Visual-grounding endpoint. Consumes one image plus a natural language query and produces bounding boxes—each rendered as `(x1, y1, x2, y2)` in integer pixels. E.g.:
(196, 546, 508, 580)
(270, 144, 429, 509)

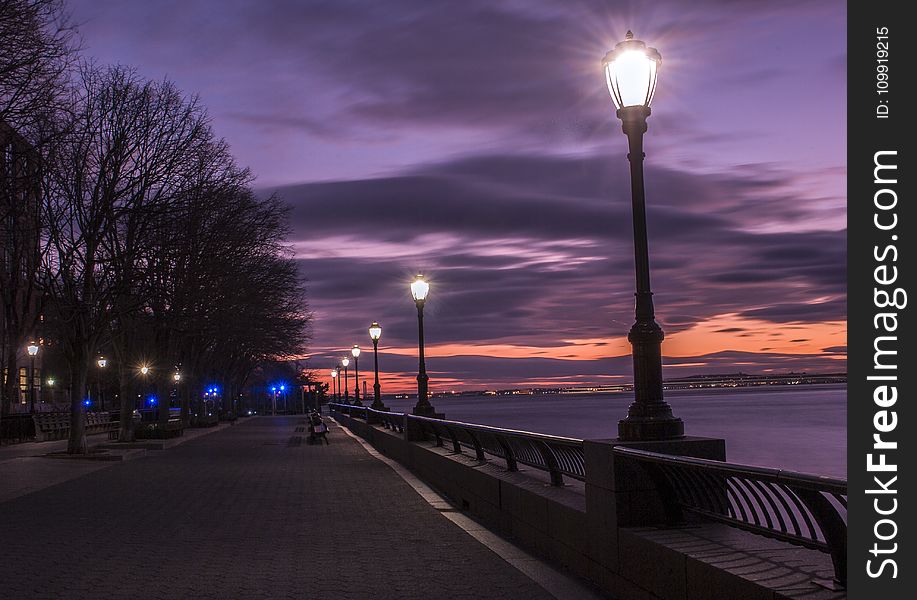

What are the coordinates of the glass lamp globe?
(341, 358, 350, 368)
(351, 345, 361, 358)
(331, 370, 338, 378)
(411, 274, 430, 302)
(27, 342, 39, 356)
(98, 357, 107, 368)
(369, 322, 382, 341)
(602, 31, 661, 111)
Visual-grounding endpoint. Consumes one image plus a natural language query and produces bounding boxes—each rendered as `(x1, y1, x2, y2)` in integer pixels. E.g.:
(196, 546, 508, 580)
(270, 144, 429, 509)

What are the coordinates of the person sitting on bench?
(308, 412, 329, 445)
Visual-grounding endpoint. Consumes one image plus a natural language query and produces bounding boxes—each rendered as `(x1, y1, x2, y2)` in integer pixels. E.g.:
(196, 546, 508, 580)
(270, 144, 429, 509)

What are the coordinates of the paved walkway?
(0, 417, 558, 599)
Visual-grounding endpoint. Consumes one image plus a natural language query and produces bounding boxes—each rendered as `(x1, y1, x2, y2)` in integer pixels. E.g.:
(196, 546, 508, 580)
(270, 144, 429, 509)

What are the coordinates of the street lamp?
(603, 31, 683, 441)
(97, 357, 107, 412)
(331, 369, 339, 402)
(27, 341, 39, 414)
(341, 357, 350, 403)
(410, 274, 435, 416)
(368, 322, 387, 410)
(173, 372, 181, 383)
(139, 365, 151, 411)
(351, 345, 362, 406)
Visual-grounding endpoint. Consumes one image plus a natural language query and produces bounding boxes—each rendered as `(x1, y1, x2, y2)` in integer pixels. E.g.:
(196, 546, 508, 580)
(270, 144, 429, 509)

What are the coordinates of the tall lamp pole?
(410, 274, 435, 416)
(351, 345, 362, 406)
(27, 341, 39, 414)
(97, 357, 108, 412)
(368, 322, 387, 410)
(331, 369, 339, 403)
(341, 358, 350, 403)
(603, 31, 683, 441)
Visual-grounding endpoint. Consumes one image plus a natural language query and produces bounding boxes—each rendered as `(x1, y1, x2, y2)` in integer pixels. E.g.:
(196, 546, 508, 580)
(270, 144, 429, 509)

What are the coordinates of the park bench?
(32, 412, 118, 442)
(136, 409, 185, 439)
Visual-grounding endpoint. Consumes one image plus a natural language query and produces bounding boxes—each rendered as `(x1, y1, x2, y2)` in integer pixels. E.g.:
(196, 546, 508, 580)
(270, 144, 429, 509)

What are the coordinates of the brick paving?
(0, 416, 556, 599)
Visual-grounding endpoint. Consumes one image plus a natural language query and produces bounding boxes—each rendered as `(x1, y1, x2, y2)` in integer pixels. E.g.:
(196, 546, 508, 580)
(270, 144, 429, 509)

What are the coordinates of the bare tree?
(43, 64, 211, 453)
(1, 0, 74, 417)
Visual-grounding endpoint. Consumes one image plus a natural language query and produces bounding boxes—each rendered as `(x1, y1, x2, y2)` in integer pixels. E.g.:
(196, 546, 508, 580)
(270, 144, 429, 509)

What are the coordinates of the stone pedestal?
(584, 436, 726, 573)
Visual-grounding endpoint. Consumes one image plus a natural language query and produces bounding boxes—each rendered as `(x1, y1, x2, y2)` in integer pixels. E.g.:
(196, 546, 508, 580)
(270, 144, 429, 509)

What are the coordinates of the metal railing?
(614, 446, 847, 585)
(331, 403, 585, 486)
(407, 415, 585, 486)
(329, 402, 847, 585)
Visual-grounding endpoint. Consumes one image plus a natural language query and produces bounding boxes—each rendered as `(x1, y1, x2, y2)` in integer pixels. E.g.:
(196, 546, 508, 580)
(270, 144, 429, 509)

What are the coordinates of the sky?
(69, 0, 846, 392)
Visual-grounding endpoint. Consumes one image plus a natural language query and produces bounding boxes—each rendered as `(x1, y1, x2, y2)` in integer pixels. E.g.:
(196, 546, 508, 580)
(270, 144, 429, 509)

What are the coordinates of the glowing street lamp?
(603, 32, 682, 441)
(27, 341, 39, 414)
(96, 356, 108, 411)
(173, 372, 182, 383)
(137, 365, 151, 411)
(410, 274, 435, 416)
(368, 322, 387, 410)
(351, 345, 362, 406)
(341, 357, 350, 403)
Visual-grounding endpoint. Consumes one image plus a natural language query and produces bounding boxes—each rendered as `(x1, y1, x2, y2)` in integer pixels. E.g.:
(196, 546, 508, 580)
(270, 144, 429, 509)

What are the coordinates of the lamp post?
(97, 357, 107, 412)
(27, 341, 39, 414)
(368, 322, 387, 410)
(351, 345, 361, 406)
(331, 369, 339, 402)
(139, 365, 151, 412)
(603, 31, 683, 441)
(410, 274, 435, 416)
(341, 358, 350, 404)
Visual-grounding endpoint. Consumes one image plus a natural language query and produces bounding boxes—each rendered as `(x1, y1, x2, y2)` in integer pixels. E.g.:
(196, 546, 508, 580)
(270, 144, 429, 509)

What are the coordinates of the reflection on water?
(384, 384, 846, 478)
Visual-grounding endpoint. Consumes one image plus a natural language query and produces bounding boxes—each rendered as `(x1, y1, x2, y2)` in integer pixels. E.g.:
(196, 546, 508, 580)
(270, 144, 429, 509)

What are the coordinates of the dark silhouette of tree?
(1, 0, 75, 418)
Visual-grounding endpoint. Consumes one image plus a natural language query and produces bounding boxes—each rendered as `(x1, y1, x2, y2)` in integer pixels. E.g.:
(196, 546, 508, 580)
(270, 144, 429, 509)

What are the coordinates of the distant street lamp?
(341, 357, 350, 403)
(603, 31, 683, 441)
(97, 357, 107, 411)
(331, 369, 339, 402)
(410, 274, 435, 416)
(351, 345, 362, 406)
(139, 365, 151, 411)
(368, 322, 387, 410)
(27, 341, 39, 414)
(173, 372, 181, 383)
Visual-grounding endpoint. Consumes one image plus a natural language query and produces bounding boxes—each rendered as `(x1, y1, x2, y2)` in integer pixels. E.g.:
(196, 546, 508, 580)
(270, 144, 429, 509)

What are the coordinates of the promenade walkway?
(0, 417, 575, 599)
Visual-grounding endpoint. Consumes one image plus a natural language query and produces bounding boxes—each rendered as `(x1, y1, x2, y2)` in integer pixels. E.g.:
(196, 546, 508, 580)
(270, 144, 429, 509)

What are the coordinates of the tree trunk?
(180, 380, 190, 427)
(117, 365, 135, 442)
(67, 346, 88, 454)
(157, 372, 169, 431)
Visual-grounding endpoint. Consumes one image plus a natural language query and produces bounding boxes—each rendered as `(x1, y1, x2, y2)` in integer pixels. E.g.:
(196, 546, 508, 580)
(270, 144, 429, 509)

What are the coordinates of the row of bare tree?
(2, 0, 311, 452)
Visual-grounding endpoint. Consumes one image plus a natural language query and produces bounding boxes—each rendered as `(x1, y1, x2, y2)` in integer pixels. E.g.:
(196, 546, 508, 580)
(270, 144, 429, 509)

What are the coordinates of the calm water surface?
(383, 384, 846, 478)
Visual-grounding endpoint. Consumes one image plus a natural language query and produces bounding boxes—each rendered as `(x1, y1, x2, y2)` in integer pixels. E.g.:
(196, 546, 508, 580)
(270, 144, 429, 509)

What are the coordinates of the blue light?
(279, 385, 286, 392)
(270, 386, 276, 392)
(147, 396, 157, 406)
(83, 399, 91, 407)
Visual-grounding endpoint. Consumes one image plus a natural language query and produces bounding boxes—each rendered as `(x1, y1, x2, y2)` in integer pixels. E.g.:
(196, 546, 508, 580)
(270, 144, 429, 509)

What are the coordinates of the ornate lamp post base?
(618, 416, 684, 441)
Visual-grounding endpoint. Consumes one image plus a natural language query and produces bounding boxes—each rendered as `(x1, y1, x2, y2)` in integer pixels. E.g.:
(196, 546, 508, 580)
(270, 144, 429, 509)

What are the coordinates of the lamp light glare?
(410, 274, 430, 302)
(368, 322, 382, 341)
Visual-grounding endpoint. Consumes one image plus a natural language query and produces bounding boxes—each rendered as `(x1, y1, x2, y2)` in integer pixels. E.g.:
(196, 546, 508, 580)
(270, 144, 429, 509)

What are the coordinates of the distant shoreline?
(389, 373, 847, 399)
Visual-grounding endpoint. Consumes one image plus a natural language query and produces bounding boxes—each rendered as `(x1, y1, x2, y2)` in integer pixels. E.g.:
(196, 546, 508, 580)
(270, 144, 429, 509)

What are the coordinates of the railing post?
(465, 430, 486, 461)
(793, 488, 848, 586)
(496, 436, 518, 472)
(535, 441, 564, 486)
